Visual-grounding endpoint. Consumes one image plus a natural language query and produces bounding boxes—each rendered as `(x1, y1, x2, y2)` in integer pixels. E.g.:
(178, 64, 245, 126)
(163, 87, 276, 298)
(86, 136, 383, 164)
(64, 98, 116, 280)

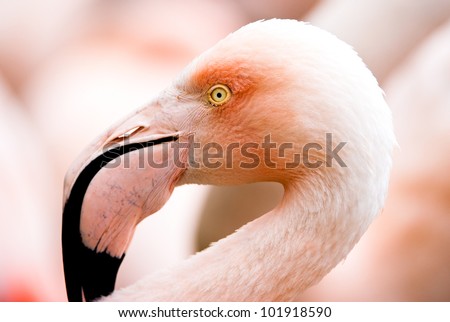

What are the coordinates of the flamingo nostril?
(116, 125, 145, 140)
(104, 126, 145, 148)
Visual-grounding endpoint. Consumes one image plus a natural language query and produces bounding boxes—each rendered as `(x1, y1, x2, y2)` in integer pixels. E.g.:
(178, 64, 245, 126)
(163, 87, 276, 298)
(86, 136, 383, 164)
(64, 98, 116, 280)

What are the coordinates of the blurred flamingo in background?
(0, 77, 60, 301)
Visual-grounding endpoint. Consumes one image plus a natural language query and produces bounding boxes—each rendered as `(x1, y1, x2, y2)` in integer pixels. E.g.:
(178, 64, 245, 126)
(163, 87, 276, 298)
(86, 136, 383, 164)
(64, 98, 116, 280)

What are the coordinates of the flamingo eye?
(207, 84, 231, 106)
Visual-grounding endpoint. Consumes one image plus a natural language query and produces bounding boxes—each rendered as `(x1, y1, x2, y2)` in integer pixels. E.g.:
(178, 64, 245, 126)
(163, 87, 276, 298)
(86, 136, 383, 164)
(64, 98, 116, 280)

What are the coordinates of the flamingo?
(62, 19, 395, 301)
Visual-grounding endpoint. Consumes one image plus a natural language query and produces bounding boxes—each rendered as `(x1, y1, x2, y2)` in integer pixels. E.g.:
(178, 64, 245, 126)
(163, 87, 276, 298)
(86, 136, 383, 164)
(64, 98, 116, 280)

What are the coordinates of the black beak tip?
(62, 218, 124, 302)
(79, 246, 124, 302)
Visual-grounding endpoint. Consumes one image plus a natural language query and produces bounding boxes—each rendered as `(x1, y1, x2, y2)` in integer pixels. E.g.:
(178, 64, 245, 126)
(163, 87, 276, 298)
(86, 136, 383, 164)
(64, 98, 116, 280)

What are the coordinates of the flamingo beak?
(62, 105, 185, 301)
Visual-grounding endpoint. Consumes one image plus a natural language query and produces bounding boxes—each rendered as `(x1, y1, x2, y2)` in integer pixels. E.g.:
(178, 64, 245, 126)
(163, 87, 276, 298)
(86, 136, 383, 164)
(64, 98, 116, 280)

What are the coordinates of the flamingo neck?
(106, 171, 373, 301)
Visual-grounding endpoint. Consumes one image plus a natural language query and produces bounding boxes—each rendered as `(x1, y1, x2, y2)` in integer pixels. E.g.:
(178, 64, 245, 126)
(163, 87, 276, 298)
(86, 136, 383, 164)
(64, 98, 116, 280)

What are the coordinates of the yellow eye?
(207, 84, 231, 106)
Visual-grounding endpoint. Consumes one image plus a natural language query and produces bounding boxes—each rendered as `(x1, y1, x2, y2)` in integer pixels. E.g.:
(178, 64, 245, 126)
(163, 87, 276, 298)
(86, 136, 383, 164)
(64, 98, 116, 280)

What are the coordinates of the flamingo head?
(62, 19, 394, 301)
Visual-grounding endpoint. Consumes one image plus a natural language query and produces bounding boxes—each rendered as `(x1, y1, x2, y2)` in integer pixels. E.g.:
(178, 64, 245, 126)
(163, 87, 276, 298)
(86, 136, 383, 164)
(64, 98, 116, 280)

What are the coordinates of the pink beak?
(62, 104, 184, 301)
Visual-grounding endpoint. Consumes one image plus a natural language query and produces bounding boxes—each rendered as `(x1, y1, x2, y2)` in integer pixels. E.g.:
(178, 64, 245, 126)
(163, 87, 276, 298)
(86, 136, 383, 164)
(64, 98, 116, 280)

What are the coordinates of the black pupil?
(216, 92, 222, 99)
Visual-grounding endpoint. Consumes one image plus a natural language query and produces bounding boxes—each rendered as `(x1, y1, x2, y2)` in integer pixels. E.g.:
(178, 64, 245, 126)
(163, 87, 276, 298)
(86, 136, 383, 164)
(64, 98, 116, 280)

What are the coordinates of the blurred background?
(0, 0, 449, 301)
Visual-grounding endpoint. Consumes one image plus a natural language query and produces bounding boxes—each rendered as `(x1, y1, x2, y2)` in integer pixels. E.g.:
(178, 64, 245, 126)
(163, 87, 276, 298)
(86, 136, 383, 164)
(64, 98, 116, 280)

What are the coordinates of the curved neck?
(106, 173, 371, 301)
